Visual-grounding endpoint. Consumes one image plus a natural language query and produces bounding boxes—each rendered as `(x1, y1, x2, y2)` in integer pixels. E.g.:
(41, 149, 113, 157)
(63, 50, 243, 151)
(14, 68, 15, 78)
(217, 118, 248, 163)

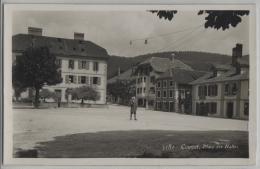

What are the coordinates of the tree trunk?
(34, 88, 40, 108)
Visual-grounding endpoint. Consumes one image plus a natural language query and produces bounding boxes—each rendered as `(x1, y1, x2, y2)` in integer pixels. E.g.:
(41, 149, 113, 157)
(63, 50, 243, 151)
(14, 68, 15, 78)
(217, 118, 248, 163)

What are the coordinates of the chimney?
(74, 32, 84, 40)
(232, 43, 243, 66)
(28, 27, 42, 36)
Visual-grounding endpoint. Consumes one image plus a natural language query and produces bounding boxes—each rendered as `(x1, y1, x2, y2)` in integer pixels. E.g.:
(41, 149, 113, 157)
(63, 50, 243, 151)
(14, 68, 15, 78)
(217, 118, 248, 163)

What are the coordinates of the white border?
(2, 3, 258, 166)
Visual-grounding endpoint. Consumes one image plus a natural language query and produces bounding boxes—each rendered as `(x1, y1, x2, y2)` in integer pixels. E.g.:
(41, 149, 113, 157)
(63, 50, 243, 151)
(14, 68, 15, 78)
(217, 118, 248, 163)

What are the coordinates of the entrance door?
(169, 102, 175, 112)
(226, 102, 234, 118)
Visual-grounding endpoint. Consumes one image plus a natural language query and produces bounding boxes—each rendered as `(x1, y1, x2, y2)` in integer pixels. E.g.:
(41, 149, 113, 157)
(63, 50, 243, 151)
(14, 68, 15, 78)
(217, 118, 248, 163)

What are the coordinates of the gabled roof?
(12, 34, 109, 59)
(211, 64, 233, 71)
(138, 57, 193, 73)
(107, 69, 133, 84)
(190, 68, 249, 85)
(139, 57, 171, 72)
(158, 68, 206, 84)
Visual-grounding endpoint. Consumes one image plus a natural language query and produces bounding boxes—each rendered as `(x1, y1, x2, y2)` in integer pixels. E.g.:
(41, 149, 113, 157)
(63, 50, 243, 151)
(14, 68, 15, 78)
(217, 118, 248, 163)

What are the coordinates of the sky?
(13, 11, 249, 57)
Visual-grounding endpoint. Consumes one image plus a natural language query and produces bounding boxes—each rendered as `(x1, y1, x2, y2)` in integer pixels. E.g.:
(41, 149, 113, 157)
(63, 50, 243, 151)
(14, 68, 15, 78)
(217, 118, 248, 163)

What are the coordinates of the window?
(150, 87, 155, 94)
(169, 80, 174, 87)
(78, 76, 86, 84)
(232, 83, 238, 95)
(150, 76, 155, 83)
(143, 87, 146, 93)
(163, 90, 167, 98)
(143, 77, 146, 82)
(225, 83, 238, 96)
(169, 90, 174, 98)
(157, 91, 161, 98)
(93, 62, 99, 71)
(157, 81, 161, 88)
(244, 102, 249, 116)
(204, 86, 207, 96)
(78, 60, 90, 70)
(224, 84, 229, 95)
(68, 60, 74, 69)
(163, 80, 167, 88)
(56, 59, 62, 68)
(92, 77, 101, 85)
(208, 85, 218, 96)
(65, 75, 77, 84)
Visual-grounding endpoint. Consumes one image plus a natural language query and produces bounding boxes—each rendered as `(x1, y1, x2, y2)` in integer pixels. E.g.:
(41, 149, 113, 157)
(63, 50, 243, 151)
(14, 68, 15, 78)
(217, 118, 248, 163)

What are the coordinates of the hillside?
(107, 51, 233, 79)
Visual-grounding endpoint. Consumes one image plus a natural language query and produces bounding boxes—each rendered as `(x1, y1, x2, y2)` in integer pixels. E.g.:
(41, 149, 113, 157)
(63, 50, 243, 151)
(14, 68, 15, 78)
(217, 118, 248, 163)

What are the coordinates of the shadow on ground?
(14, 130, 248, 158)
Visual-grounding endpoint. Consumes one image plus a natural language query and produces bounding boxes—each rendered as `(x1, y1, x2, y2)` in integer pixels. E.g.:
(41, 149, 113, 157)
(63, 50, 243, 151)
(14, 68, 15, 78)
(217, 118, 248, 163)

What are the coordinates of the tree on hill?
(66, 86, 100, 105)
(150, 10, 249, 30)
(12, 47, 62, 108)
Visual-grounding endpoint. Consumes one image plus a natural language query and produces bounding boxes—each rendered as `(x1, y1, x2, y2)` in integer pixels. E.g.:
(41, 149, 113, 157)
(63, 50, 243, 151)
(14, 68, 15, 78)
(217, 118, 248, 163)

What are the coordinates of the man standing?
(130, 96, 137, 120)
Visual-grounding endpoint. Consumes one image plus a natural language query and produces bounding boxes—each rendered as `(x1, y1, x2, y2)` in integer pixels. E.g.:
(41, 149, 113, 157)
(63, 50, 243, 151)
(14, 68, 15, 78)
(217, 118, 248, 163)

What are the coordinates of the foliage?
(66, 86, 100, 104)
(40, 89, 57, 101)
(150, 10, 177, 20)
(107, 79, 136, 105)
(150, 10, 249, 30)
(12, 46, 62, 108)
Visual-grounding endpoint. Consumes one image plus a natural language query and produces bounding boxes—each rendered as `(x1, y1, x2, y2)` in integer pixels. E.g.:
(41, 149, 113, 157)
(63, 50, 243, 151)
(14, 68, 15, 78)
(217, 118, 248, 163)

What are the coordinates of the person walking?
(130, 96, 137, 120)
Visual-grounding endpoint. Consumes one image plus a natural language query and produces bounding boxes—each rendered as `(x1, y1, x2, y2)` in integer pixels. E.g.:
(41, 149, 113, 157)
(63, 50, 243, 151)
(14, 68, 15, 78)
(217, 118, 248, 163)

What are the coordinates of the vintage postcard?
(2, 3, 257, 166)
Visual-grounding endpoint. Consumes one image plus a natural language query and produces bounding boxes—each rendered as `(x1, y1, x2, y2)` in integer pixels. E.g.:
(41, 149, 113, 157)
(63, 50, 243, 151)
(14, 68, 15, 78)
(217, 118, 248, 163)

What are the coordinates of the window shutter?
(90, 77, 93, 85)
(78, 61, 82, 69)
(73, 76, 77, 84)
(65, 75, 69, 84)
(98, 77, 101, 85)
(86, 76, 89, 85)
(86, 61, 89, 70)
(78, 76, 81, 84)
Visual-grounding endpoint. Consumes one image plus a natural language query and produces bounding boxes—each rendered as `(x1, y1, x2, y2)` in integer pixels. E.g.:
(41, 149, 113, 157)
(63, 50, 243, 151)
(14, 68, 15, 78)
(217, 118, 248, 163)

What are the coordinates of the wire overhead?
(129, 24, 203, 45)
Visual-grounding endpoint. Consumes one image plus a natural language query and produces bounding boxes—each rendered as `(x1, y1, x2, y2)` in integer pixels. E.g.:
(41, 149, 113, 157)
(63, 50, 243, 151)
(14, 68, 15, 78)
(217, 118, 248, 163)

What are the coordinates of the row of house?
(12, 27, 249, 119)
(108, 44, 249, 120)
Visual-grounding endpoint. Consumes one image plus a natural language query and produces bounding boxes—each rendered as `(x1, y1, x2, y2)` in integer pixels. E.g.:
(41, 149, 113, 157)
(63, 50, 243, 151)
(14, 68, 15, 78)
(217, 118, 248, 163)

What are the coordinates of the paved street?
(13, 105, 248, 150)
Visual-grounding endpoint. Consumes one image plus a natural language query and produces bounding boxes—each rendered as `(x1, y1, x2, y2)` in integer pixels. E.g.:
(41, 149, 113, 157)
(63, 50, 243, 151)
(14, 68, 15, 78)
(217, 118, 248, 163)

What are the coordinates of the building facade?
(133, 56, 194, 109)
(12, 27, 109, 104)
(190, 44, 249, 119)
(155, 68, 205, 113)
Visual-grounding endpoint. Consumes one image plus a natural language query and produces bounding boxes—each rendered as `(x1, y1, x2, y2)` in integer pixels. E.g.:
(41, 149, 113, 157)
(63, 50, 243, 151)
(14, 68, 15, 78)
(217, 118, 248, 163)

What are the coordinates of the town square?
(8, 7, 252, 160)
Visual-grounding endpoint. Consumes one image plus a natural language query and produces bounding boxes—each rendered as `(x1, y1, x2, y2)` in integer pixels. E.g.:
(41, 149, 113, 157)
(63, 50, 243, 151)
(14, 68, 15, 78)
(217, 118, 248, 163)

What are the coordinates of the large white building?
(12, 27, 109, 104)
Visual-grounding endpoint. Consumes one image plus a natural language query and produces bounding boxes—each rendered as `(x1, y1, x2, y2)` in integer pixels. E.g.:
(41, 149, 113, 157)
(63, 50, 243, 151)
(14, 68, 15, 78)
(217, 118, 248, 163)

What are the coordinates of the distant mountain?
(107, 51, 234, 79)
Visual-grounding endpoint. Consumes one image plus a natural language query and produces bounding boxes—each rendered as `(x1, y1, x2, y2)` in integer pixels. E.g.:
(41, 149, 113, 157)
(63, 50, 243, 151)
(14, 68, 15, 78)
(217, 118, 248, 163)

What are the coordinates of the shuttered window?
(68, 60, 74, 69)
(78, 61, 82, 69)
(65, 75, 69, 84)
(86, 76, 89, 85)
(78, 76, 81, 83)
(93, 62, 99, 71)
(73, 76, 77, 84)
(92, 77, 101, 85)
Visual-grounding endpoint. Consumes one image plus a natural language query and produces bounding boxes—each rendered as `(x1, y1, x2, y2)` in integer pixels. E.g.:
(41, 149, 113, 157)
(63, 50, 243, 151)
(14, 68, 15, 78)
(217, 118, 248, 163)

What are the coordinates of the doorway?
(226, 102, 234, 118)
